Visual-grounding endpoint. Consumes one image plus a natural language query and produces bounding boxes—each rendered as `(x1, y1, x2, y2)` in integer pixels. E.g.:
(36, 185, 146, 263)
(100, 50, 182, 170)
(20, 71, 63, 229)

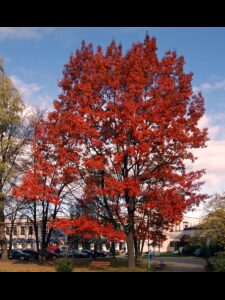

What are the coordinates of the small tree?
(191, 194, 225, 252)
(0, 60, 32, 260)
(13, 119, 81, 260)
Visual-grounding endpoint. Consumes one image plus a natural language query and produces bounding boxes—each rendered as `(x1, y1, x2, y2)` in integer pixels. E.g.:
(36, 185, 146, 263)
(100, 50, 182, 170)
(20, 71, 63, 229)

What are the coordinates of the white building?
(3, 215, 201, 254)
(144, 216, 202, 254)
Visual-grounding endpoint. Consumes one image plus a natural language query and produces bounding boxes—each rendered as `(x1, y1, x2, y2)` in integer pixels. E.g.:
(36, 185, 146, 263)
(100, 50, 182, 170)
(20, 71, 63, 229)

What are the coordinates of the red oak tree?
(18, 35, 208, 268)
(51, 35, 208, 268)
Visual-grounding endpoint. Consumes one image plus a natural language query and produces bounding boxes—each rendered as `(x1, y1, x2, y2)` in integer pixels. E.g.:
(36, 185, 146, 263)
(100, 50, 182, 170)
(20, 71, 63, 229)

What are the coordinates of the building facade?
(144, 216, 202, 254)
(4, 216, 67, 250)
(4, 215, 201, 254)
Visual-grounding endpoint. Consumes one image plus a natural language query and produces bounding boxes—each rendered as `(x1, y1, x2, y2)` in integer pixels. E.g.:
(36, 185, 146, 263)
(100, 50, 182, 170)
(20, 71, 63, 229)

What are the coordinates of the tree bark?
(134, 237, 141, 262)
(0, 193, 8, 260)
(8, 219, 15, 253)
(127, 231, 135, 269)
(127, 205, 135, 269)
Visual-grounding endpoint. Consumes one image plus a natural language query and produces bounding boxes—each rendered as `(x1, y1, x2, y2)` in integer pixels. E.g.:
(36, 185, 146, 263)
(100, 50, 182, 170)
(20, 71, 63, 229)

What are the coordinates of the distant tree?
(199, 194, 225, 250)
(0, 60, 33, 260)
(4, 196, 28, 253)
(13, 119, 81, 260)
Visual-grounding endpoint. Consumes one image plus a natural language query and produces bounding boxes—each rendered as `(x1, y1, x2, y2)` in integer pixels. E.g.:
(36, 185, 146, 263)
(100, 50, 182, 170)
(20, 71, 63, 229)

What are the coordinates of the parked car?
(48, 247, 65, 258)
(81, 249, 95, 258)
(67, 249, 89, 258)
(44, 249, 61, 259)
(193, 248, 212, 257)
(54, 248, 65, 258)
(95, 250, 109, 257)
(9, 250, 33, 261)
(22, 249, 39, 260)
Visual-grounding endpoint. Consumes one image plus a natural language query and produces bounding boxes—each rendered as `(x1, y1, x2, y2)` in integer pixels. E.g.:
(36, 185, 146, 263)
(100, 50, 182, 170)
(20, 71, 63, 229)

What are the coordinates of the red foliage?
(15, 35, 208, 250)
(49, 35, 208, 245)
(13, 119, 78, 205)
(51, 216, 125, 242)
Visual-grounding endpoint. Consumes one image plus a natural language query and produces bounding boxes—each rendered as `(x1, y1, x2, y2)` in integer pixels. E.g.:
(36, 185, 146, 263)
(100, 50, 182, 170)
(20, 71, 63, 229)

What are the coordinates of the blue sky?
(1, 28, 225, 113)
(1, 27, 225, 210)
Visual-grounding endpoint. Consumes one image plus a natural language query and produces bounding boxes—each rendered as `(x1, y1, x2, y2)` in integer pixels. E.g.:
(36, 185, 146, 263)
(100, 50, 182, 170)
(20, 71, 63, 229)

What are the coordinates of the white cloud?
(198, 113, 225, 140)
(10, 75, 43, 99)
(189, 114, 225, 194)
(0, 28, 55, 41)
(10, 75, 53, 111)
(193, 79, 225, 93)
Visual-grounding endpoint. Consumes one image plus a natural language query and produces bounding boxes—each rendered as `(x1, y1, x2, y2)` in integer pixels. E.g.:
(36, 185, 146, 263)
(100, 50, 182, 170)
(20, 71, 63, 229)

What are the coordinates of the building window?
(170, 241, 180, 250)
(29, 226, 33, 235)
(170, 241, 175, 247)
(183, 222, 189, 229)
(21, 227, 25, 236)
(6, 227, 10, 235)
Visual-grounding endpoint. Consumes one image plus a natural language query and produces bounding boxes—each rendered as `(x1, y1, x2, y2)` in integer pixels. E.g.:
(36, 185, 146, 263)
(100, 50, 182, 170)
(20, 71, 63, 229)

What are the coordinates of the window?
(170, 241, 180, 250)
(170, 241, 175, 247)
(6, 227, 10, 235)
(21, 227, 25, 236)
(29, 226, 33, 235)
(183, 222, 189, 229)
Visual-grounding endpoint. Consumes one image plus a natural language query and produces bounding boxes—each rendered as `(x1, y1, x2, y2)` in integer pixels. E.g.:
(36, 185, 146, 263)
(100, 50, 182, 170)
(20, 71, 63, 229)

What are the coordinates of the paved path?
(152, 256, 207, 272)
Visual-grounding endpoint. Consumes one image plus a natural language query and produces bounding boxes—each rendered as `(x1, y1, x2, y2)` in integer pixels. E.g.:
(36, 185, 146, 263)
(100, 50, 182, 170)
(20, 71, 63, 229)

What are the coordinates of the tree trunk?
(127, 205, 135, 269)
(110, 241, 116, 259)
(127, 231, 135, 269)
(41, 228, 47, 263)
(140, 239, 145, 257)
(34, 225, 40, 259)
(0, 192, 7, 260)
(134, 237, 141, 262)
(8, 220, 15, 253)
(126, 195, 136, 269)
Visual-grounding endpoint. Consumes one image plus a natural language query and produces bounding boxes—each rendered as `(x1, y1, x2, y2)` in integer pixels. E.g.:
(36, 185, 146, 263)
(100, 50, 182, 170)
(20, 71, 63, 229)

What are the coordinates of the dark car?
(95, 250, 109, 258)
(44, 249, 61, 259)
(9, 250, 33, 261)
(51, 248, 65, 258)
(193, 248, 212, 257)
(22, 249, 39, 260)
(81, 249, 95, 258)
(67, 249, 89, 258)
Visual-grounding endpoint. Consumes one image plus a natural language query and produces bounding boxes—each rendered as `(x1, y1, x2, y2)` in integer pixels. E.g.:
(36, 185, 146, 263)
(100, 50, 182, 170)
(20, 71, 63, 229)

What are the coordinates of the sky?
(1, 27, 225, 216)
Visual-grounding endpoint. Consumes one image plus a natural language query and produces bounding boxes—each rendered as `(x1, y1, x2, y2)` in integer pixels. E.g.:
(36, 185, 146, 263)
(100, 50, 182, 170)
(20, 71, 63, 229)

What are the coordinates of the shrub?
(213, 259, 225, 272)
(214, 251, 225, 257)
(209, 257, 225, 272)
(56, 259, 74, 272)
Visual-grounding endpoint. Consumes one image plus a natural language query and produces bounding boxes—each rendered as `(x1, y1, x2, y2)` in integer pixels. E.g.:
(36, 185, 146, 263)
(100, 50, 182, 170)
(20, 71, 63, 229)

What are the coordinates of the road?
(152, 256, 207, 272)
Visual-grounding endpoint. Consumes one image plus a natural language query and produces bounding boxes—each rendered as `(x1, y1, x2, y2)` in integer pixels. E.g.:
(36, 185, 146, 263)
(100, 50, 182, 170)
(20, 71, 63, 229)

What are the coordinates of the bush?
(56, 259, 74, 272)
(213, 259, 225, 272)
(214, 251, 225, 257)
(209, 257, 225, 272)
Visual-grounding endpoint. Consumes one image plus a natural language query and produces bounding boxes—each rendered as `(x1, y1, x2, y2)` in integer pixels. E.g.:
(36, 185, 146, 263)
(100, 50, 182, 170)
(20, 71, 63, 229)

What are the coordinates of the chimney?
(0, 56, 4, 78)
